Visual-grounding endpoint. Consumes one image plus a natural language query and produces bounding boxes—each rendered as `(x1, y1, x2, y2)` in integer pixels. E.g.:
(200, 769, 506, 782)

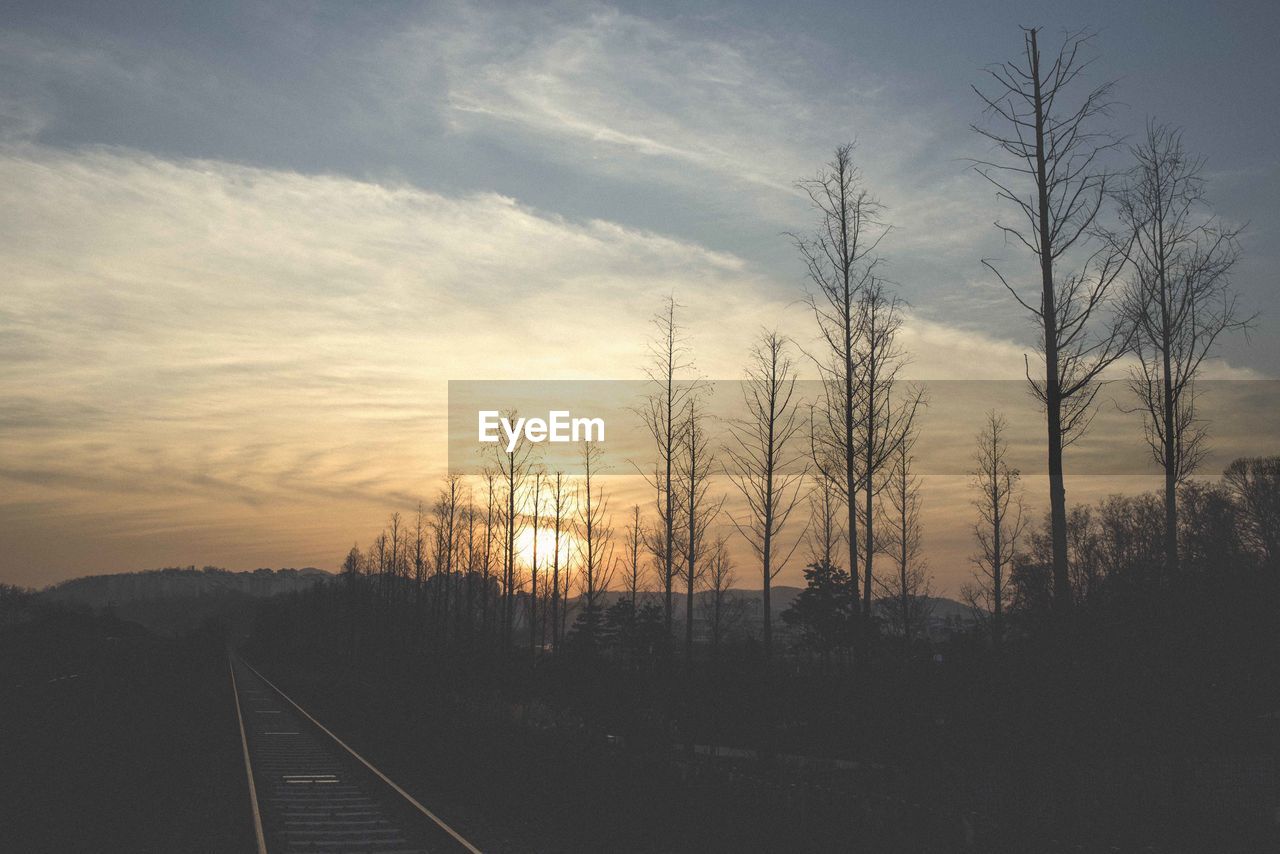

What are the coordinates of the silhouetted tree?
(1094, 492, 1164, 592)
(460, 490, 478, 644)
(679, 389, 723, 659)
(622, 504, 646, 609)
(603, 597, 638, 661)
(874, 434, 931, 646)
(492, 413, 535, 651)
(699, 536, 744, 655)
(412, 502, 428, 646)
(724, 330, 807, 659)
(1114, 122, 1249, 576)
(1066, 504, 1104, 605)
(781, 561, 854, 669)
(549, 471, 569, 652)
(528, 469, 544, 658)
(854, 281, 925, 619)
(964, 411, 1027, 646)
(639, 296, 692, 641)
(1179, 478, 1248, 577)
(795, 142, 887, 616)
(1222, 457, 1280, 572)
(575, 442, 616, 649)
(481, 469, 498, 642)
(431, 476, 461, 645)
(804, 404, 845, 570)
(973, 28, 1130, 613)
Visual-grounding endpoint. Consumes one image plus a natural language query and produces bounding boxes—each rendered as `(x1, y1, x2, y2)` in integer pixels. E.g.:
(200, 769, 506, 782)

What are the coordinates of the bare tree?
(623, 504, 646, 609)
(480, 469, 498, 643)
(430, 476, 461, 644)
(1223, 457, 1280, 572)
(964, 411, 1027, 647)
(549, 471, 569, 651)
(874, 437, 931, 647)
(1113, 122, 1249, 575)
(680, 390, 724, 659)
(460, 489, 478, 645)
(805, 404, 845, 570)
(492, 415, 535, 651)
(698, 536, 743, 655)
(795, 142, 886, 616)
(576, 442, 617, 640)
(854, 281, 926, 618)
(340, 543, 363, 660)
(385, 512, 403, 616)
(972, 27, 1131, 611)
(724, 330, 807, 658)
(527, 469, 544, 658)
(559, 545, 578, 643)
(412, 501, 428, 645)
(639, 296, 693, 640)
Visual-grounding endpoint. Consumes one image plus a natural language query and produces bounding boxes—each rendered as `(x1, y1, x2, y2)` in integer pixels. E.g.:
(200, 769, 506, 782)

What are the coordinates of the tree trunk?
(1029, 28, 1071, 612)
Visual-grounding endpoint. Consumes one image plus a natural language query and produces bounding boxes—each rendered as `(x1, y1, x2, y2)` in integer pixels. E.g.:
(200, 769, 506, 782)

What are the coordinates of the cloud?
(0, 143, 781, 583)
(402, 5, 937, 215)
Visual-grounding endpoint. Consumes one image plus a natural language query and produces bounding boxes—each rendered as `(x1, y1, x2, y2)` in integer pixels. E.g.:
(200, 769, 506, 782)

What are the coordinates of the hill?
(44, 565, 330, 606)
(41, 566, 332, 636)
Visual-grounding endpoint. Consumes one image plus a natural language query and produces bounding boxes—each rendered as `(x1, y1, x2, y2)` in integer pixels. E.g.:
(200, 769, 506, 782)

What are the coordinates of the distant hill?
(38, 567, 971, 639)
(44, 565, 331, 607)
(41, 566, 332, 636)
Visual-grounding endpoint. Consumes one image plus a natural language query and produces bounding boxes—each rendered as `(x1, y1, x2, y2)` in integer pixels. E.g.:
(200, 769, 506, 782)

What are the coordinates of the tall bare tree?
(805, 404, 845, 570)
(639, 296, 693, 640)
(384, 512, 403, 617)
(576, 442, 616, 640)
(527, 470, 544, 658)
(431, 476, 461, 644)
(412, 501, 428, 646)
(873, 435, 931, 647)
(492, 414, 534, 651)
(854, 281, 926, 618)
(680, 391, 723, 659)
(1113, 122, 1248, 576)
(623, 504, 646, 609)
(724, 330, 807, 658)
(549, 471, 569, 651)
(964, 411, 1027, 647)
(460, 489, 478, 645)
(795, 143, 889, 618)
(972, 28, 1131, 610)
(698, 535, 743, 655)
(480, 469, 498, 643)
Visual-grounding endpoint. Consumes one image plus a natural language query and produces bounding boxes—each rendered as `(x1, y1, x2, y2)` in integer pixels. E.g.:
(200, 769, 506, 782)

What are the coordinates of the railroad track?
(230, 656, 482, 854)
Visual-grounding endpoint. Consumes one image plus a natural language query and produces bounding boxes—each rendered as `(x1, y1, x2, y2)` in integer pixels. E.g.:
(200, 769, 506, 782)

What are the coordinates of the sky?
(2, 0, 1277, 592)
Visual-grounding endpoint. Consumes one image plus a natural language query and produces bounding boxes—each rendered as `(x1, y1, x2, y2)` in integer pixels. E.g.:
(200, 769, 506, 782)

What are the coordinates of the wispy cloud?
(0, 144, 776, 582)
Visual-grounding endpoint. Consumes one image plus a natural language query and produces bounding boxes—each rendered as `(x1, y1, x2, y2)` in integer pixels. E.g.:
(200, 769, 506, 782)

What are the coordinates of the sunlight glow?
(515, 526, 574, 570)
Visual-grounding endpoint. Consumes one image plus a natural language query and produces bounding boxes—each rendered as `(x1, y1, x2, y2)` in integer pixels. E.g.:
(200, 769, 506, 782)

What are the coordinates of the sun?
(515, 526, 574, 570)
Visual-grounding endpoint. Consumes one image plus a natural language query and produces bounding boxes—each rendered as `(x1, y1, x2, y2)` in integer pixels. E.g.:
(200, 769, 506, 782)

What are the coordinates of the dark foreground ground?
(0, 608, 254, 853)
(244, 648, 1280, 854)
(2, 597, 1275, 853)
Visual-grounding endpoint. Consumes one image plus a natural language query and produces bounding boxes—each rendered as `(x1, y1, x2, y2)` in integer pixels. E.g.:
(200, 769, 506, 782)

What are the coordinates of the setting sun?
(515, 525, 574, 570)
